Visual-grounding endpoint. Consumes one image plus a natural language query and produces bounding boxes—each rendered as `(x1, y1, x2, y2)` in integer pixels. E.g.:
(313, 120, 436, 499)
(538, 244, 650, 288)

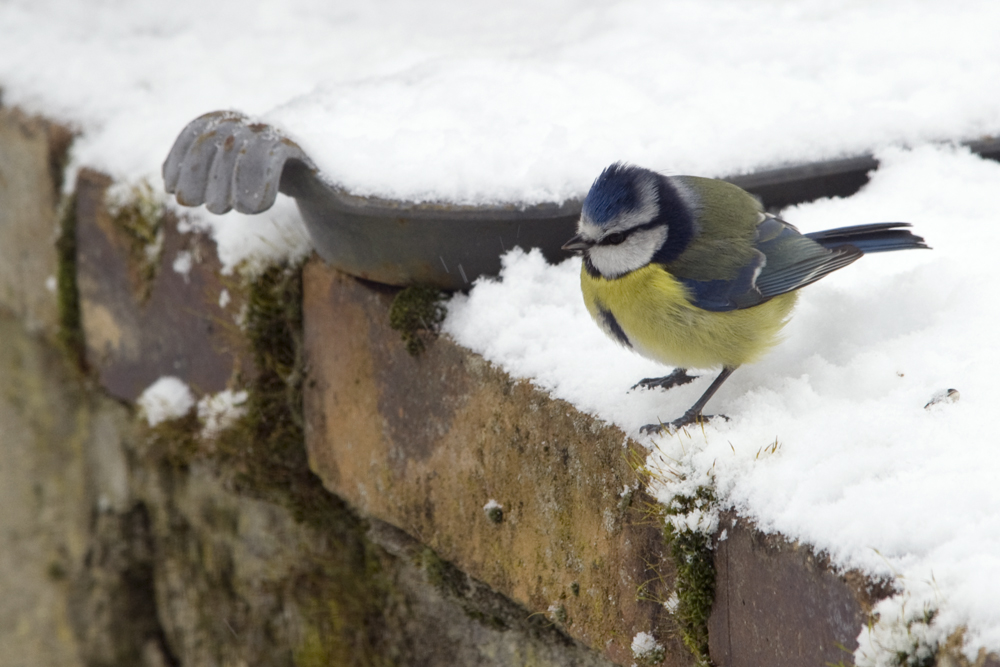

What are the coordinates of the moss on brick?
(55, 191, 87, 372)
(210, 262, 400, 665)
(388, 285, 446, 356)
(662, 487, 716, 666)
(106, 180, 164, 303)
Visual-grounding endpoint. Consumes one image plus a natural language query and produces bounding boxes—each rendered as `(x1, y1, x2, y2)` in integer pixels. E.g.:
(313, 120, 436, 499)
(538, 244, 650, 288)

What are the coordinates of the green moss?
(205, 263, 357, 533)
(210, 263, 323, 521)
(635, 641, 667, 666)
(888, 608, 939, 667)
(416, 546, 469, 599)
(46, 560, 67, 581)
(55, 192, 86, 372)
(106, 180, 164, 302)
(291, 575, 395, 667)
(128, 260, 306, 491)
(551, 605, 568, 625)
(294, 624, 333, 667)
(220, 264, 403, 665)
(236, 263, 304, 462)
(131, 261, 595, 664)
(632, 448, 716, 664)
(415, 546, 511, 631)
(135, 261, 401, 665)
(145, 411, 202, 471)
(388, 285, 447, 356)
(662, 487, 716, 666)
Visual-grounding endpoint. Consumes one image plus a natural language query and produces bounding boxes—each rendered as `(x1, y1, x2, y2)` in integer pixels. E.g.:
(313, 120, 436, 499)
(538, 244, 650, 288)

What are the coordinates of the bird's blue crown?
(582, 162, 652, 226)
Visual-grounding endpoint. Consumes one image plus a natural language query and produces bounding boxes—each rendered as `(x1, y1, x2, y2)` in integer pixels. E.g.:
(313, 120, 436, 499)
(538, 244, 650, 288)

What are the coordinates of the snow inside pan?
(3, 0, 1000, 205)
(3, 0, 1000, 662)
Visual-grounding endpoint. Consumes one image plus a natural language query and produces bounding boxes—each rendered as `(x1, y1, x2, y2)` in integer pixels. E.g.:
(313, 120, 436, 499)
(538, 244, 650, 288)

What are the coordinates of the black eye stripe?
(599, 221, 662, 246)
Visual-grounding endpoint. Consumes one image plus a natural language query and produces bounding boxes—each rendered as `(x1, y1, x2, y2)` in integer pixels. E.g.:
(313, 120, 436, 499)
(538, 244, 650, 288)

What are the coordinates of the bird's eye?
(604, 232, 626, 245)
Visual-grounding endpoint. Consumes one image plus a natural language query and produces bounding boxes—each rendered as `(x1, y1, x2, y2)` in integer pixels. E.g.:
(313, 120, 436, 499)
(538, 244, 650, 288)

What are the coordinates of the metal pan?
(163, 111, 1000, 289)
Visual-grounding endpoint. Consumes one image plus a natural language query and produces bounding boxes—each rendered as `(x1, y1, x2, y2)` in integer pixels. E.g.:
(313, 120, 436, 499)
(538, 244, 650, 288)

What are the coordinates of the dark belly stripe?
(598, 307, 632, 348)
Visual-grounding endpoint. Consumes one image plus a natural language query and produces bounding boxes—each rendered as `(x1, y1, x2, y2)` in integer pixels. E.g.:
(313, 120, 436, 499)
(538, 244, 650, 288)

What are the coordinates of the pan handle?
(162, 110, 317, 215)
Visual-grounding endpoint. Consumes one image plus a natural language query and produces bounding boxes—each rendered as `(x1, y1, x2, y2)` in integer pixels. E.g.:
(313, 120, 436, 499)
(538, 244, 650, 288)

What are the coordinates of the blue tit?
(562, 163, 928, 433)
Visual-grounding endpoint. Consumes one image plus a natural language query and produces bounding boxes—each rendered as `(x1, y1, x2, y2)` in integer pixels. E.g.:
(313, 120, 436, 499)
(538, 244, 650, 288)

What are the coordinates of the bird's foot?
(631, 368, 699, 392)
(639, 411, 729, 436)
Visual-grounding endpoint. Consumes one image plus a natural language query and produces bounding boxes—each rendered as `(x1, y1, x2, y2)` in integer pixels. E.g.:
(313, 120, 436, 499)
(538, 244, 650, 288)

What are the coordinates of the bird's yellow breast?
(581, 263, 798, 369)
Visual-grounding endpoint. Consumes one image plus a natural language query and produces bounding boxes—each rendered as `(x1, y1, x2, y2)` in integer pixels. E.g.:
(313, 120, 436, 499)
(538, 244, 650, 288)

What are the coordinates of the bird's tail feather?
(805, 222, 929, 254)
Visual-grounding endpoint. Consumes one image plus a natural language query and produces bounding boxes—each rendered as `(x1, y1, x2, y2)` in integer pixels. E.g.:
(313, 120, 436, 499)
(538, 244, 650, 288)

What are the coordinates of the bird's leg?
(631, 368, 699, 391)
(640, 366, 738, 435)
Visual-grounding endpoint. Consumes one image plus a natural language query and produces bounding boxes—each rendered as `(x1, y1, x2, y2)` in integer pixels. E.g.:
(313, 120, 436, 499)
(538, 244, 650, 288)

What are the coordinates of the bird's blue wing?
(678, 216, 862, 312)
(752, 216, 862, 297)
(678, 252, 767, 312)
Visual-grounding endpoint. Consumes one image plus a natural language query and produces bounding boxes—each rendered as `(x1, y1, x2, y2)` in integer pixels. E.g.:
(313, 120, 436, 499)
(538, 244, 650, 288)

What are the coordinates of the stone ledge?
(74, 168, 250, 401)
(709, 511, 888, 666)
(302, 262, 683, 665)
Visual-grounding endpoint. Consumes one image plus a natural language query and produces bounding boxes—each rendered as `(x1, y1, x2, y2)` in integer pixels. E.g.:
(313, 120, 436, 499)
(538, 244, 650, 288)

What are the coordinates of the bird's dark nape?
(805, 222, 929, 254)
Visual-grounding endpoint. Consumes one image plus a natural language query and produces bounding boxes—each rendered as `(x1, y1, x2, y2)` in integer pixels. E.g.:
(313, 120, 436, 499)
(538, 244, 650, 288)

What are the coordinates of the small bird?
(562, 163, 928, 434)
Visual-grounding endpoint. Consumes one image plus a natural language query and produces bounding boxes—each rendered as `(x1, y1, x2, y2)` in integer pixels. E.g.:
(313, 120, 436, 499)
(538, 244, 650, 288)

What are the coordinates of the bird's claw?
(631, 368, 699, 392)
(639, 412, 729, 436)
(639, 422, 668, 435)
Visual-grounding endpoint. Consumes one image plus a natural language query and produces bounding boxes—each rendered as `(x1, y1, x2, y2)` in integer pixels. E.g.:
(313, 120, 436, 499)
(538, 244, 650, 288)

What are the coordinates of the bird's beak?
(561, 234, 592, 253)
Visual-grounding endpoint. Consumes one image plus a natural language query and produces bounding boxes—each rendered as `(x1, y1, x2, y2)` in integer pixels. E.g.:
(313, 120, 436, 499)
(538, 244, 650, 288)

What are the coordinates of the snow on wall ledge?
(444, 145, 1000, 663)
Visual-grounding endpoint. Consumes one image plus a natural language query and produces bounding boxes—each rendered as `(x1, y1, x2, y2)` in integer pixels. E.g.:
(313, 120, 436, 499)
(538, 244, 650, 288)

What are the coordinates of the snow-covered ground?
(446, 145, 1000, 664)
(4, 1, 1000, 663)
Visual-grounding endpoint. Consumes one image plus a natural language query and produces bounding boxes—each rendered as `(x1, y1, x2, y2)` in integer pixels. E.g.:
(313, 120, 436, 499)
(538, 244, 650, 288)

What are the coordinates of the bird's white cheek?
(587, 226, 668, 278)
(588, 244, 648, 278)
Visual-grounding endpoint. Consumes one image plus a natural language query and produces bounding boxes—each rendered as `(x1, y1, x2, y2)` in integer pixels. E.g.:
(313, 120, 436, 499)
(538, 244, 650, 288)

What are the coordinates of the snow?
(137, 376, 195, 427)
(171, 250, 192, 279)
(3, 0, 1000, 662)
(445, 145, 1000, 660)
(197, 389, 249, 439)
(630, 631, 664, 662)
(182, 195, 314, 276)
